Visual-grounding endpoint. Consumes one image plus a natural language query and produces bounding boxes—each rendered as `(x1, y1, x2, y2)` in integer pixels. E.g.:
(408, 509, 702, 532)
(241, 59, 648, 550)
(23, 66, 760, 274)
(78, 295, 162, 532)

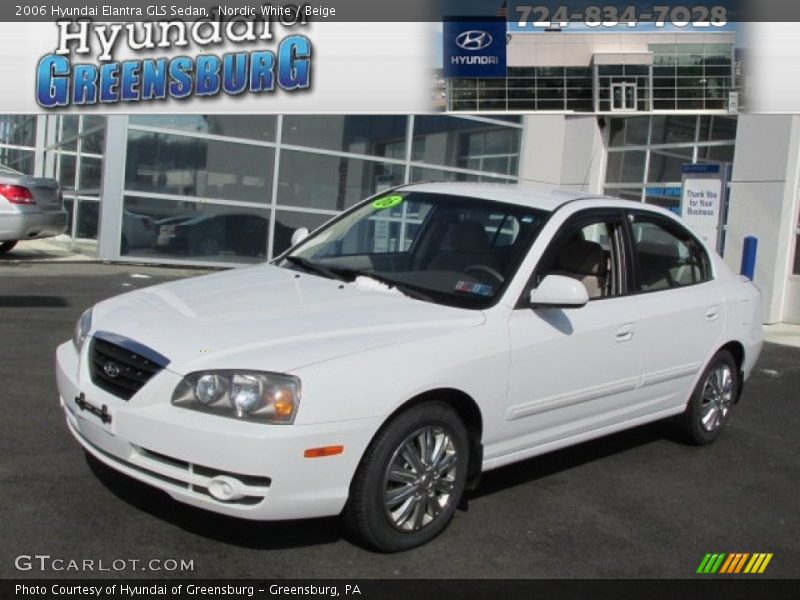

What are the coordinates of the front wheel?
(0, 240, 18, 255)
(674, 349, 739, 445)
(343, 402, 469, 552)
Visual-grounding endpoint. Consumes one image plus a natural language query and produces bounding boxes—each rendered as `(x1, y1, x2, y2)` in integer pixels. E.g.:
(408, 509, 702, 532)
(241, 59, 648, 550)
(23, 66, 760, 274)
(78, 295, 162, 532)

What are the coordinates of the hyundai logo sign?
(443, 18, 507, 78)
(455, 30, 493, 51)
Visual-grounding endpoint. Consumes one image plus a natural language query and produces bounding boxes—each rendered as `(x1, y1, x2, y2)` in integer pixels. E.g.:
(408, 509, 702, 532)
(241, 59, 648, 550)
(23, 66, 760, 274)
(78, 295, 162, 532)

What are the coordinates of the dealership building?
(446, 30, 739, 113)
(0, 112, 798, 324)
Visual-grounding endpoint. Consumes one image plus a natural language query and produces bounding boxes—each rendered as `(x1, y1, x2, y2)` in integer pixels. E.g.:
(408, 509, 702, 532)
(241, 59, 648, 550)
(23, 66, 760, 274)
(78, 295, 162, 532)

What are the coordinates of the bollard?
(740, 236, 758, 280)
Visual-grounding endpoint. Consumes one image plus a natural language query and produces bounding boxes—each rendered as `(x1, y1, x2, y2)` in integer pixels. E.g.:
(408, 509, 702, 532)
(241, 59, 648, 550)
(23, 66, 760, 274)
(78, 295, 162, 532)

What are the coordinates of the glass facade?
(28, 115, 522, 264)
(651, 43, 734, 111)
(451, 67, 594, 112)
(41, 116, 106, 241)
(0, 114, 523, 266)
(0, 116, 37, 175)
(118, 115, 522, 265)
(447, 40, 735, 114)
(603, 115, 737, 212)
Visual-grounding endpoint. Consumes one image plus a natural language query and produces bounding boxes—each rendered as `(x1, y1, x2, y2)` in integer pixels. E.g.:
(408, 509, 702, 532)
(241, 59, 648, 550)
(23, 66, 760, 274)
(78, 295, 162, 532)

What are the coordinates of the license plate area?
(74, 392, 114, 429)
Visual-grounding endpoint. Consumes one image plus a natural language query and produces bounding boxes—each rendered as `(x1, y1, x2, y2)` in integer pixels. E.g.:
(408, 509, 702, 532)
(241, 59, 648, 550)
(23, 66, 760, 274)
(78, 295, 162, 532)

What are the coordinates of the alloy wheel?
(700, 363, 734, 432)
(382, 426, 458, 532)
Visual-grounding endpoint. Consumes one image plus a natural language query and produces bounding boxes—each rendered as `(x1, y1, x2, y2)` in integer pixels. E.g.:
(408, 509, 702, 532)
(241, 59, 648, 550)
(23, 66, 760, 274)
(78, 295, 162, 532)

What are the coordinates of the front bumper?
(0, 209, 68, 241)
(56, 341, 378, 520)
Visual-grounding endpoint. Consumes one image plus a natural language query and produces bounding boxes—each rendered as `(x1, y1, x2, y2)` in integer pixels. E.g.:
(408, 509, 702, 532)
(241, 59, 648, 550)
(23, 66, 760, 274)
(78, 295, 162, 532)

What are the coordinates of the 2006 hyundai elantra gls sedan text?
(56, 183, 763, 551)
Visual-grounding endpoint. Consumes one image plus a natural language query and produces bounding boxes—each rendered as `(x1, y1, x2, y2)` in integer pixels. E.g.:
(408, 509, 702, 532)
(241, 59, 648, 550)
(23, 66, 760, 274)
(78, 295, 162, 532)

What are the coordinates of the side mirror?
(529, 275, 589, 309)
(291, 227, 310, 247)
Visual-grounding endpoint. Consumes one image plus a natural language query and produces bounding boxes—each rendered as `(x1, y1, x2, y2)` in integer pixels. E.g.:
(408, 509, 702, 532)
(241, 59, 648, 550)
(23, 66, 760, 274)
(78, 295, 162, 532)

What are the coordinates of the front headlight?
(73, 308, 93, 351)
(172, 370, 301, 424)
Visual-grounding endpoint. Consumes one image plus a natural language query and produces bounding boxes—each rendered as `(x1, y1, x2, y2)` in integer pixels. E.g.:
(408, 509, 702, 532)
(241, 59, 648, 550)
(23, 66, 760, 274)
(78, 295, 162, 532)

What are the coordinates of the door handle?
(615, 323, 635, 342)
(705, 305, 721, 322)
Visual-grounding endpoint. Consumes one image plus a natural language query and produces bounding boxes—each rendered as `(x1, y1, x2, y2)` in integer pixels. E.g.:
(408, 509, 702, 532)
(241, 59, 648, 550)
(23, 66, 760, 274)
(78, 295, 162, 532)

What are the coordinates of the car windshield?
(280, 191, 549, 308)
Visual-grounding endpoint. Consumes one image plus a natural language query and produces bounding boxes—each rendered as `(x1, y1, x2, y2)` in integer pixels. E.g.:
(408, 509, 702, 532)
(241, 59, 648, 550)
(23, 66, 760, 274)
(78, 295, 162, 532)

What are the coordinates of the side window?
(630, 217, 712, 292)
(537, 219, 622, 300)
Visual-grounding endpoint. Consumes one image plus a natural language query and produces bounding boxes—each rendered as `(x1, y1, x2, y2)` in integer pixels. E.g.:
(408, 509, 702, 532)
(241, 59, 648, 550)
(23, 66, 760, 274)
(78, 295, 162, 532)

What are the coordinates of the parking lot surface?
(1, 261, 798, 579)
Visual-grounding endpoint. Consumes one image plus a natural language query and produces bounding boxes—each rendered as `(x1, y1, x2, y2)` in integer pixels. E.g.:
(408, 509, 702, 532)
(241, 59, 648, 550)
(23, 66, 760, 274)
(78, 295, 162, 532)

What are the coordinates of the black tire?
(674, 349, 739, 446)
(343, 401, 469, 552)
(0, 240, 18, 255)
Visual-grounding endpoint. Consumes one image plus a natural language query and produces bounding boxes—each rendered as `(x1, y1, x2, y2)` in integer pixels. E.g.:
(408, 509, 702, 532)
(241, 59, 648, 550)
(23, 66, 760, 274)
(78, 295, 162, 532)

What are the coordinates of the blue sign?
(646, 186, 681, 198)
(443, 18, 507, 78)
(682, 163, 721, 174)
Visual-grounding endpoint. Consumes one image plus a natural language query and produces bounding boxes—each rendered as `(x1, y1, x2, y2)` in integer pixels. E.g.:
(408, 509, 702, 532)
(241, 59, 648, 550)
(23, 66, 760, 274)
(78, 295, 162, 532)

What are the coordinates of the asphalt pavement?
(0, 261, 798, 579)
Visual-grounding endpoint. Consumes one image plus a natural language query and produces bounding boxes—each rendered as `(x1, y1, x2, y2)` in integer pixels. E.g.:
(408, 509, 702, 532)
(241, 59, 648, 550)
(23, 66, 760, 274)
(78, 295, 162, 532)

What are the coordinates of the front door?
(611, 82, 637, 112)
(501, 211, 644, 460)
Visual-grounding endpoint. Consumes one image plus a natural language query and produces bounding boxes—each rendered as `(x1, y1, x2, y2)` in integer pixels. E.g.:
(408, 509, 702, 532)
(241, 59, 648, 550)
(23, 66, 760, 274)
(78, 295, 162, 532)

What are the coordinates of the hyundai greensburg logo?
(455, 30, 493, 51)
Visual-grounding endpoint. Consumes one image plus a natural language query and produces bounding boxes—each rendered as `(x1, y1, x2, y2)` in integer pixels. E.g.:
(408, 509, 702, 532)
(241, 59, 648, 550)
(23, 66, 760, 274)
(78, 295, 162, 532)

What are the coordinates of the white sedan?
(56, 183, 763, 552)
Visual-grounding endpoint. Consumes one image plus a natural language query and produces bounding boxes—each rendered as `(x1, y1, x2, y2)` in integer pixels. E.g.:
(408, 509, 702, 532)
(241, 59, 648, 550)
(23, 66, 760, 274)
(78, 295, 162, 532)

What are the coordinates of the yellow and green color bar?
(697, 553, 773, 574)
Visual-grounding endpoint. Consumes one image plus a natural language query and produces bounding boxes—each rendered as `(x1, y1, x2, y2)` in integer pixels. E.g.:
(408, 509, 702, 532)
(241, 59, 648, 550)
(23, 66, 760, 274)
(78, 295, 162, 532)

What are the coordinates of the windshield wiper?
(283, 255, 346, 281)
(337, 268, 433, 302)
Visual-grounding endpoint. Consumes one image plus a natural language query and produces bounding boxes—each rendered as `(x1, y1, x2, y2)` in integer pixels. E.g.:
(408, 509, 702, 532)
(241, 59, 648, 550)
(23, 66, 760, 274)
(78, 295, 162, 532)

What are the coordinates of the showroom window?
(125, 130, 274, 204)
(116, 115, 521, 265)
(604, 115, 736, 213)
(0, 115, 37, 175)
(129, 115, 277, 142)
(650, 43, 734, 110)
(38, 115, 106, 241)
(282, 116, 407, 158)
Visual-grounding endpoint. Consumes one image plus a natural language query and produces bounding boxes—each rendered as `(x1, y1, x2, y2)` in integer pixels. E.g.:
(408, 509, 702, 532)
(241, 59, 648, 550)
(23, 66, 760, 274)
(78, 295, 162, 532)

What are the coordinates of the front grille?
(89, 331, 169, 400)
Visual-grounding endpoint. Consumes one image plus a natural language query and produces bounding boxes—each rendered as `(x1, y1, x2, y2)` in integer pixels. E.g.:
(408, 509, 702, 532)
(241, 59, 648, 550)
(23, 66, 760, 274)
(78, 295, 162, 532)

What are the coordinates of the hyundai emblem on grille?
(103, 361, 121, 378)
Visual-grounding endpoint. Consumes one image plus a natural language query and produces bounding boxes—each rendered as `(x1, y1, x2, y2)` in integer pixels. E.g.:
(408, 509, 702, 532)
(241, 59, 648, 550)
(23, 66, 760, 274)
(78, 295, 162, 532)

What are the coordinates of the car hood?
(89, 264, 485, 374)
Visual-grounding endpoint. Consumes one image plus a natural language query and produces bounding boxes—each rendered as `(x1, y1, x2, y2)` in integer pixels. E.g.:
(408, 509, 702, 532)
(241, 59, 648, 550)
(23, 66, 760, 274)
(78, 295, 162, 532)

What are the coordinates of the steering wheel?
(463, 264, 505, 285)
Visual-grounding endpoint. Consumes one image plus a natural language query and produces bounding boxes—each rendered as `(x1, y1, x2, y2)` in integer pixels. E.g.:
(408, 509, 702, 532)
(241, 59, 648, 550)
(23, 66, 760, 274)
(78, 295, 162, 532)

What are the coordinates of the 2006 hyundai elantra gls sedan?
(56, 183, 763, 551)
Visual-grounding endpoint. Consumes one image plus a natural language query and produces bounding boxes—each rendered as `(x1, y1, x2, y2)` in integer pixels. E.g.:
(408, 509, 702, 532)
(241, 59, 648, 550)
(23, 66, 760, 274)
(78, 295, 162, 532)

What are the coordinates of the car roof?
(399, 182, 649, 214)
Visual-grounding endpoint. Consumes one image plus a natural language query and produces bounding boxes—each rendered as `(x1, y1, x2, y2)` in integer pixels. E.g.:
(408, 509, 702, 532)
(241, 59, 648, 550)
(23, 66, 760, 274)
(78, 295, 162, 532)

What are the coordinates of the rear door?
(625, 210, 724, 412)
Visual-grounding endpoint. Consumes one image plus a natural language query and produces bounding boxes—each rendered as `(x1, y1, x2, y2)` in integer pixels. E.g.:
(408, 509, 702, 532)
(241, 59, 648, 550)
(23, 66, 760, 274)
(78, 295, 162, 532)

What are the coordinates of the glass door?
(611, 82, 637, 112)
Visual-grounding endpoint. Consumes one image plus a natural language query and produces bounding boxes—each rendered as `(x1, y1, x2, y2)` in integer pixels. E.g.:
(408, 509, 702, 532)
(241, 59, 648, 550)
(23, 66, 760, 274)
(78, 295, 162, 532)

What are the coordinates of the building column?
(518, 115, 605, 193)
(96, 115, 128, 261)
(724, 114, 800, 323)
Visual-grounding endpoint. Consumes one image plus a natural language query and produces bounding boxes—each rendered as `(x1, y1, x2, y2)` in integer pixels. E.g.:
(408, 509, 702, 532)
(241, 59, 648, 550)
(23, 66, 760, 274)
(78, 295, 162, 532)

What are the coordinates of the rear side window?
(630, 217, 712, 292)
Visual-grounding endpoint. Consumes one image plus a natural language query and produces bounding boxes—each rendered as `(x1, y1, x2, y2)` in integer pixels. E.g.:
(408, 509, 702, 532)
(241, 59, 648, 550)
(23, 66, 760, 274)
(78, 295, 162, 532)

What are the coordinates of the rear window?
(630, 216, 712, 291)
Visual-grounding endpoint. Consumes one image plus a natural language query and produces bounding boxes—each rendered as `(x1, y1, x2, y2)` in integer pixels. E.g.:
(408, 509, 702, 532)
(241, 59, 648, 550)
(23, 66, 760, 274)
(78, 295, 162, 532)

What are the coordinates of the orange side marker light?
(304, 445, 344, 458)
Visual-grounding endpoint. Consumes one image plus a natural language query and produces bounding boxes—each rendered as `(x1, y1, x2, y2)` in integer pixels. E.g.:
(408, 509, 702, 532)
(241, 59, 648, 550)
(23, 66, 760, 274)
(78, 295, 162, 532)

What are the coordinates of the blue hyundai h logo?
(455, 30, 493, 51)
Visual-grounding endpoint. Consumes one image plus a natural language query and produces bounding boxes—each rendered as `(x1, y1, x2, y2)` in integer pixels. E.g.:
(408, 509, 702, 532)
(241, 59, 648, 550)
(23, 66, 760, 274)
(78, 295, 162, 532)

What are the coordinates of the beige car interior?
(549, 236, 610, 299)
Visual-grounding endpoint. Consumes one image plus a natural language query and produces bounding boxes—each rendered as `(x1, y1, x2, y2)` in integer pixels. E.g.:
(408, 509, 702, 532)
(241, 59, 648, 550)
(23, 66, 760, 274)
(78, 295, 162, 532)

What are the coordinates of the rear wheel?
(0, 241, 18, 255)
(674, 349, 739, 445)
(343, 402, 469, 552)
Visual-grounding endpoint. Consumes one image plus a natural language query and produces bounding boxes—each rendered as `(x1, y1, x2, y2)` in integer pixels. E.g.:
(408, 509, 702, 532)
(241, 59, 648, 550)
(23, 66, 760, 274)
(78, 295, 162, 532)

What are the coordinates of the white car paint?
(55, 183, 763, 524)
